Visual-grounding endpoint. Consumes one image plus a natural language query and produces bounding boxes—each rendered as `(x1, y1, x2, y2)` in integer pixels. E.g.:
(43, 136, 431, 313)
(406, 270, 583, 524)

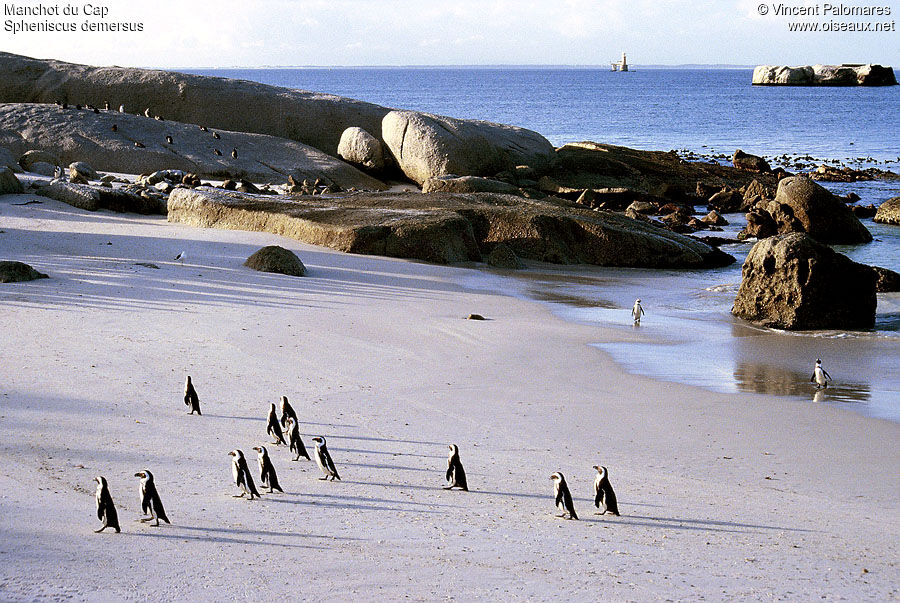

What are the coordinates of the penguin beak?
(134, 472, 142, 478)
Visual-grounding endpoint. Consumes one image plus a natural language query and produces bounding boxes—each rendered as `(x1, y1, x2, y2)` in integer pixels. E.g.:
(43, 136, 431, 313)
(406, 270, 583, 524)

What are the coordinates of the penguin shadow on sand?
(128, 526, 327, 550)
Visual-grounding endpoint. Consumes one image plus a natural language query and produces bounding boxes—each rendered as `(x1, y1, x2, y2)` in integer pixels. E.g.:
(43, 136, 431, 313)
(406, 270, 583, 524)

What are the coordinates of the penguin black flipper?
(564, 488, 578, 520)
(455, 463, 468, 491)
(266, 460, 283, 493)
(239, 457, 261, 498)
(602, 481, 619, 516)
(325, 449, 340, 481)
(151, 489, 170, 523)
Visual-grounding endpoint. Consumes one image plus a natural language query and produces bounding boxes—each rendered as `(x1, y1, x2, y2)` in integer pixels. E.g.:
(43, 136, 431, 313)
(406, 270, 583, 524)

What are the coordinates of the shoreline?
(2, 191, 898, 599)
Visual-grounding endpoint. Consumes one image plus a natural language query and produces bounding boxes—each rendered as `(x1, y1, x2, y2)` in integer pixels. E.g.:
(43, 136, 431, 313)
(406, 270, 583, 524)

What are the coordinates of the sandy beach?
(1, 190, 898, 600)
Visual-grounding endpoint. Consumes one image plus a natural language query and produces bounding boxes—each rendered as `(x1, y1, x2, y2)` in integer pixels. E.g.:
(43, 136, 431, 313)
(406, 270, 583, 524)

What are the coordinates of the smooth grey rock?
(0, 146, 20, 172)
(19, 149, 60, 171)
(381, 110, 555, 185)
(732, 150, 770, 173)
(68, 161, 97, 181)
(0, 103, 387, 190)
(244, 245, 306, 276)
(0, 260, 48, 283)
(732, 233, 876, 330)
(337, 127, 386, 171)
(0, 166, 24, 194)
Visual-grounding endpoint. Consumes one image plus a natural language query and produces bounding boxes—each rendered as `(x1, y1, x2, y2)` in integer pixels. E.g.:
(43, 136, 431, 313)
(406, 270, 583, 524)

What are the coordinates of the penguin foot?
(94, 527, 105, 533)
(232, 493, 245, 498)
(442, 486, 453, 490)
(318, 477, 328, 480)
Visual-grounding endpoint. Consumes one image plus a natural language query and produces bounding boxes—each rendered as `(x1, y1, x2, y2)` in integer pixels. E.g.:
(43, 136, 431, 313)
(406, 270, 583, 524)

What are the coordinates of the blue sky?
(3, 0, 898, 67)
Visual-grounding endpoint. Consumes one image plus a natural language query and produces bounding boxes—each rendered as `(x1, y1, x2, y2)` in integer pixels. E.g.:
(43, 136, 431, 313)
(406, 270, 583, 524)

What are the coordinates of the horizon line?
(162, 63, 758, 71)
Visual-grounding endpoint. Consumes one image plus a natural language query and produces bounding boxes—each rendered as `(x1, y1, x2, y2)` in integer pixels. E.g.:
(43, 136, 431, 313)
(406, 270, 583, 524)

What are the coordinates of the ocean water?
(185, 67, 900, 421)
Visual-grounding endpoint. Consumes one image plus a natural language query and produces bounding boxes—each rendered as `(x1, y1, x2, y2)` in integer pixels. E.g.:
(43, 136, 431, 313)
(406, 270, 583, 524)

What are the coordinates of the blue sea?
(186, 67, 900, 421)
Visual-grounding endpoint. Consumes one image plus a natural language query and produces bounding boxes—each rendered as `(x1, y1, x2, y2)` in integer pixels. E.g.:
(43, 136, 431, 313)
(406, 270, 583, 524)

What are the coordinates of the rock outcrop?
(0, 103, 387, 189)
(0, 261, 48, 283)
(0, 166, 23, 194)
(732, 233, 876, 330)
(244, 246, 307, 277)
(732, 149, 770, 173)
(37, 180, 164, 214)
(486, 243, 524, 269)
(741, 176, 872, 244)
(752, 64, 897, 86)
(0, 52, 390, 156)
(874, 197, 900, 225)
(337, 127, 387, 172)
(871, 266, 900, 293)
(422, 175, 520, 195)
(381, 110, 555, 185)
(167, 187, 733, 268)
(0, 146, 19, 172)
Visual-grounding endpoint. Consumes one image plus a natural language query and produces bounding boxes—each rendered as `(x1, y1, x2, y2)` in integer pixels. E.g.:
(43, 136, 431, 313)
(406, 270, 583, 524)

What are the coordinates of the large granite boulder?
(337, 127, 386, 171)
(0, 52, 390, 156)
(0, 103, 387, 189)
(732, 233, 876, 330)
(381, 110, 555, 185)
(0, 166, 23, 194)
(752, 64, 897, 86)
(244, 245, 307, 277)
(168, 187, 733, 268)
(749, 176, 872, 244)
(874, 197, 900, 225)
(0, 261, 48, 283)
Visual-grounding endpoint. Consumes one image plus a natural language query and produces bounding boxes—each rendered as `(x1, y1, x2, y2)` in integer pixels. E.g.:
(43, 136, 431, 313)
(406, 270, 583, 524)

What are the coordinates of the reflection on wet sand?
(733, 362, 871, 403)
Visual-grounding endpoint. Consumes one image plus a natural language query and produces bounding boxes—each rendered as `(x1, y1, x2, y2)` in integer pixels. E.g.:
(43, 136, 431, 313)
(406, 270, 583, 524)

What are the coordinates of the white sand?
(1, 191, 898, 600)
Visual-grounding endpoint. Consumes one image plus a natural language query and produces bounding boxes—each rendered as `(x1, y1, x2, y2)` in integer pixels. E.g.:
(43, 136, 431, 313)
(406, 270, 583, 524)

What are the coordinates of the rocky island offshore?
(752, 63, 897, 85)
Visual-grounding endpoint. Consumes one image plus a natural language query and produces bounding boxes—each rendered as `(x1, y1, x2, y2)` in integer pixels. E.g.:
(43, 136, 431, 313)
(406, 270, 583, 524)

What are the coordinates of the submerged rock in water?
(752, 64, 898, 86)
(732, 233, 876, 330)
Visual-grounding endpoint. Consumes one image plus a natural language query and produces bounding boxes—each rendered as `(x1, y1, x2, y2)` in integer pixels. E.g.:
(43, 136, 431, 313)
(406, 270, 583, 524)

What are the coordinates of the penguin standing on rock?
(593, 465, 619, 516)
(266, 403, 286, 445)
(312, 437, 340, 480)
(285, 416, 310, 461)
(280, 395, 298, 429)
(184, 376, 201, 415)
(231, 148, 238, 159)
(94, 476, 120, 533)
(811, 359, 832, 389)
(165, 135, 173, 145)
(252, 446, 283, 493)
(444, 444, 468, 490)
(135, 470, 170, 526)
(550, 472, 578, 520)
(228, 450, 260, 499)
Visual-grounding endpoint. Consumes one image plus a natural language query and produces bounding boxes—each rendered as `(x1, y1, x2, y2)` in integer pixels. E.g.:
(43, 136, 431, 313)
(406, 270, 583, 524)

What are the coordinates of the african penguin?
(252, 446, 283, 493)
(444, 444, 468, 491)
(550, 472, 578, 520)
(144, 108, 151, 118)
(118, 104, 125, 113)
(279, 395, 298, 429)
(811, 359, 832, 389)
(166, 135, 173, 145)
(312, 436, 340, 481)
(632, 298, 645, 324)
(213, 131, 220, 139)
(135, 470, 170, 526)
(228, 450, 260, 499)
(214, 149, 222, 156)
(266, 403, 286, 445)
(285, 416, 310, 461)
(231, 148, 238, 159)
(593, 465, 619, 516)
(94, 476, 120, 533)
(184, 375, 201, 415)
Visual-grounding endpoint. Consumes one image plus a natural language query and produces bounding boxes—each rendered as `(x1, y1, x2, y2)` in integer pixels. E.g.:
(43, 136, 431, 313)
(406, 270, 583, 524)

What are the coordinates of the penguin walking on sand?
(632, 298, 645, 324)
(550, 472, 578, 520)
(811, 359, 832, 389)
(228, 450, 260, 499)
(253, 446, 283, 493)
(135, 470, 170, 526)
(593, 465, 619, 516)
(213, 131, 220, 139)
(444, 444, 468, 490)
(231, 148, 238, 160)
(285, 417, 310, 461)
(266, 403, 286, 445)
(312, 436, 341, 480)
(280, 395, 298, 429)
(94, 476, 120, 533)
(184, 375, 201, 415)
